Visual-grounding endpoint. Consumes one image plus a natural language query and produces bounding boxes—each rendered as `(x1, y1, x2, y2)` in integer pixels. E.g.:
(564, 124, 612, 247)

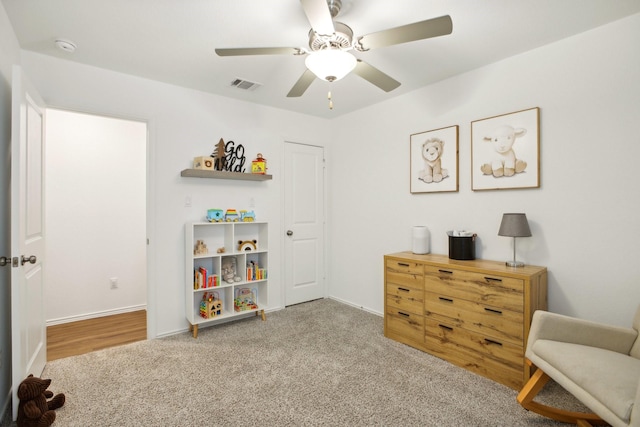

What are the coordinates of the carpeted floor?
(2, 299, 591, 426)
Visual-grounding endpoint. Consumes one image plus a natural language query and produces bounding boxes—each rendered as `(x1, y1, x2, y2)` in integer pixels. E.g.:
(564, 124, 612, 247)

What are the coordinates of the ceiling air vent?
(230, 78, 262, 91)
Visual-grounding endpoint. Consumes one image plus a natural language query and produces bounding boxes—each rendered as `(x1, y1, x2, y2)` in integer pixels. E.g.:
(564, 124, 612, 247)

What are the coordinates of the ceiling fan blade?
(215, 47, 302, 57)
(287, 69, 316, 97)
(353, 60, 401, 92)
(300, 0, 335, 36)
(357, 15, 452, 50)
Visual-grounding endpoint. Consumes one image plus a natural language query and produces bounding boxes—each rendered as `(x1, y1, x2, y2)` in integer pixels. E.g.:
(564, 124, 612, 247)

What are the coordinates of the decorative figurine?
(251, 153, 267, 174)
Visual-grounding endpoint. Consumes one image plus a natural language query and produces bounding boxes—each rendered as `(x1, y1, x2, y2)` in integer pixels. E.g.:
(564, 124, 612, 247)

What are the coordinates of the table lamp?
(498, 213, 531, 267)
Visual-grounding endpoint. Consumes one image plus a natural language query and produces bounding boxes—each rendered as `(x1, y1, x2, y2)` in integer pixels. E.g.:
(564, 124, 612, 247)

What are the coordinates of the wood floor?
(47, 310, 147, 361)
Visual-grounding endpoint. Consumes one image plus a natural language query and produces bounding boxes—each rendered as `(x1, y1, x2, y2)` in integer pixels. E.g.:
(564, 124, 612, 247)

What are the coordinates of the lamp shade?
(305, 49, 356, 82)
(498, 213, 532, 237)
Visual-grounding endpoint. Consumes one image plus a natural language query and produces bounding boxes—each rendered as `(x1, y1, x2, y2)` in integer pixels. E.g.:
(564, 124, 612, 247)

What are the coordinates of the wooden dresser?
(384, 252, 547, 390)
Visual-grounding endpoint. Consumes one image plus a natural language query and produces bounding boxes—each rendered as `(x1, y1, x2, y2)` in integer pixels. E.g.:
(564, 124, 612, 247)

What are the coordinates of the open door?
(11, 65, 47, 420)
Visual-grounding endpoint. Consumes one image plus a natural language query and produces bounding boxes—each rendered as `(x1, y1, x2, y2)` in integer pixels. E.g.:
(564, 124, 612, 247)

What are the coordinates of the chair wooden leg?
(517, 361, 608, 425)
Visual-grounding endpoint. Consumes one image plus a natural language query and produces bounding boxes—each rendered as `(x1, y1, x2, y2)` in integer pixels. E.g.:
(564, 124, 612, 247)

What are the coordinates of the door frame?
(39, 105, 157, 338)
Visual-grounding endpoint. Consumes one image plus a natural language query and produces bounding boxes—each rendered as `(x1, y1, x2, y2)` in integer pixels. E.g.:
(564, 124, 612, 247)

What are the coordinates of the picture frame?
(410, 125, 459, 194)
(471, 107, 540, 191)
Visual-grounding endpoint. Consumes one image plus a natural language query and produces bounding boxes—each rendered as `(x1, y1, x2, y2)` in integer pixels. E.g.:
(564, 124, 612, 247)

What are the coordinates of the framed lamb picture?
(410, 125, 459, 194)
(471, 107, 540, 191)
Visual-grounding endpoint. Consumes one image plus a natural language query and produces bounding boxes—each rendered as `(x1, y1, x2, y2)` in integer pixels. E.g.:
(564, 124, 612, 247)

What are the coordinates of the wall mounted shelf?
(180, 169, 272, 181)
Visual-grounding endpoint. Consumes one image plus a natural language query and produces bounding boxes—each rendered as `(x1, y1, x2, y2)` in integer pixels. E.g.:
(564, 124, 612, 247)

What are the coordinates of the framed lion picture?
(410, 125, 459, 193)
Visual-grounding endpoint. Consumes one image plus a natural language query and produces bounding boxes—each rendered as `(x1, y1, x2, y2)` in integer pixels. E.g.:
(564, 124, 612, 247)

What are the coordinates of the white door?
(11, 65, 47, 420)
(284, 142, 325, 306)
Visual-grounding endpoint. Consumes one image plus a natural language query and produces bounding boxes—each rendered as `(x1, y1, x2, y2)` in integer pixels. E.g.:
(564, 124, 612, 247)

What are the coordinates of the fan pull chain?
(328, 91, 333, 110)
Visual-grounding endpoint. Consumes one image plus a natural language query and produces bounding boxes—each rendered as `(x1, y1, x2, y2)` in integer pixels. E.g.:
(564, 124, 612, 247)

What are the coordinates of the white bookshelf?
(185, 221, 268, 338)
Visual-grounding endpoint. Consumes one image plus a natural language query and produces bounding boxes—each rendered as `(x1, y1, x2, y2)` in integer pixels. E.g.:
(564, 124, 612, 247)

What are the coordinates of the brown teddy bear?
(17, 374, 65, 427)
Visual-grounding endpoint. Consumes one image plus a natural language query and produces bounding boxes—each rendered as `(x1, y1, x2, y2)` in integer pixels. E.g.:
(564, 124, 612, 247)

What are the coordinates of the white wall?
(45, 109, 147, 323)
(328, 13, 640, 327)
(19, 51, 333, 336)
(10, 11, 640, 349)
(0, 3, 21, 416)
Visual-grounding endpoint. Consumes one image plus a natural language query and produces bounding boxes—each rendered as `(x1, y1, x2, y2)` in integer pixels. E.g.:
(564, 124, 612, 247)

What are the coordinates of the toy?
(16, 374, 65, 427)
(216, 247, 226, 254)
(224, 209, 239, 222)
(251, 153, 267, 174)
(234, 288, 258, 312)
(239, 210, 256, 222)
(207, 209, 224, 222)
(480, 125, 528, 177)
(418, 138, 448, 183)
(221, 257, 241, 284)
(199, 292, 222, 319)
(193, 156, 214, 170)
(194, 240, 208, 255)
(238, 240, 257, 251)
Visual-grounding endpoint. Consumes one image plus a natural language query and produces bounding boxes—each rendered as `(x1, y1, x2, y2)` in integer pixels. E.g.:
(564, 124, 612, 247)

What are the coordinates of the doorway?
(44, 109, 147, 339)
(283, 142, 326, 306)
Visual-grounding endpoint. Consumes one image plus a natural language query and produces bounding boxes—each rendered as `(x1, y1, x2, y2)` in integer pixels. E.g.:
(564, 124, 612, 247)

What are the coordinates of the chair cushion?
(533, 340, 640, 423)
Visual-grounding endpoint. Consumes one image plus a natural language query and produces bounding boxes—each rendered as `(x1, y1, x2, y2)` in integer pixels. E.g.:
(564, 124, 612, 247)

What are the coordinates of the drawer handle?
(484, 307, 503, 315)
(484, 338, 503, 346)
(438, 269, 453, 274)
(438, 324, 453, 331)
(398, 287, 411, 292)
(398, 311, 410, 317)
(438, 297, 454, 303)
(398, 262, 410, 267)
(484, 276, 503, 283)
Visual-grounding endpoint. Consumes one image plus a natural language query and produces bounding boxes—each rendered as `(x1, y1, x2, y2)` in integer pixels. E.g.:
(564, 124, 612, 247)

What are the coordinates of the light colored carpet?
(3, 299, 590, 426)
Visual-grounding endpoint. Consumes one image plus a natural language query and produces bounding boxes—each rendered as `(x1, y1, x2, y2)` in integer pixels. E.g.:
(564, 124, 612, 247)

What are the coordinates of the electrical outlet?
(110, 277, 118, 289)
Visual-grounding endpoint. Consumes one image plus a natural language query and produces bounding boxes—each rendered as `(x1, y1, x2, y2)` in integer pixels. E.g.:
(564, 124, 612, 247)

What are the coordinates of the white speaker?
(412, 226, 430, 254)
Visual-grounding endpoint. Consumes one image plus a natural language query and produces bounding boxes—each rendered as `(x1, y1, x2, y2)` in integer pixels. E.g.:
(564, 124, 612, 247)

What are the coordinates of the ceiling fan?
(215, 0, 453, 98)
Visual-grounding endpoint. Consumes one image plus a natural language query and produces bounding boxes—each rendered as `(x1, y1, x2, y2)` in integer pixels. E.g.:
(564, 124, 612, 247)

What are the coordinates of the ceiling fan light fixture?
(305, 49, 356, 82)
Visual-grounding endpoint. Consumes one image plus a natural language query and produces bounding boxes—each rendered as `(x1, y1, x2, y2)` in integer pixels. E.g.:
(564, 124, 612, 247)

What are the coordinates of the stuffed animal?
(480, 125, 527, 177)
(238, 240, 257, 251)
(221, 257, 241, 284)
(17, 374, 65, 427)
(418, 138, 448, 183)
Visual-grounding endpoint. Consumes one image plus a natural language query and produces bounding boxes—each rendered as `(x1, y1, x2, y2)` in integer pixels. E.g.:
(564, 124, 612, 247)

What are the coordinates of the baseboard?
(328, 296, 383, 317)
(46, 304, 147, 327)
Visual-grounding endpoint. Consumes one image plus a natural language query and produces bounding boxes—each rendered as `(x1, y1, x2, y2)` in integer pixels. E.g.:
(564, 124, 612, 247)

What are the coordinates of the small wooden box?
(193, 156, 214, 170)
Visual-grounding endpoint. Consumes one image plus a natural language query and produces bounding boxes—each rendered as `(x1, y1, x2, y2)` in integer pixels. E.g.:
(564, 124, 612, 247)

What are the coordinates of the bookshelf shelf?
(185, 221, 268, 338)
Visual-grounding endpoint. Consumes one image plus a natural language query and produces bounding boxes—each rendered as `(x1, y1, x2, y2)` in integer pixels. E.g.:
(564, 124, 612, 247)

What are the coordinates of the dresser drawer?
(387, 283, 423, 315)
(386, 259, 423, 275)
(424, 318, 524, 389)
(424, 291, 523, 345)
(386, 306, 424, 343)
(386, 260, 424, 291)
(423, 266, 523, 312)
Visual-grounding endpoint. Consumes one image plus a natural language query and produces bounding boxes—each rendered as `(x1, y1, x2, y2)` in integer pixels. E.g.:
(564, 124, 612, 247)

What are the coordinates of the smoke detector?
(55, 39, 77, 53)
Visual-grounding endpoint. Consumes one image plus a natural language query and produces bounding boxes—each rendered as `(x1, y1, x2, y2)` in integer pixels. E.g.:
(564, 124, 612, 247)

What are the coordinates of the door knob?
(286, 230, 293, 236)
(21, 255, 37, 266)
(0, 256, 9, 267)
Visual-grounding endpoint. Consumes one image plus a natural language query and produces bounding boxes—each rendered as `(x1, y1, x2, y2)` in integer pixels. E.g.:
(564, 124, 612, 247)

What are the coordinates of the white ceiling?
(3, 0, 640, 119)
